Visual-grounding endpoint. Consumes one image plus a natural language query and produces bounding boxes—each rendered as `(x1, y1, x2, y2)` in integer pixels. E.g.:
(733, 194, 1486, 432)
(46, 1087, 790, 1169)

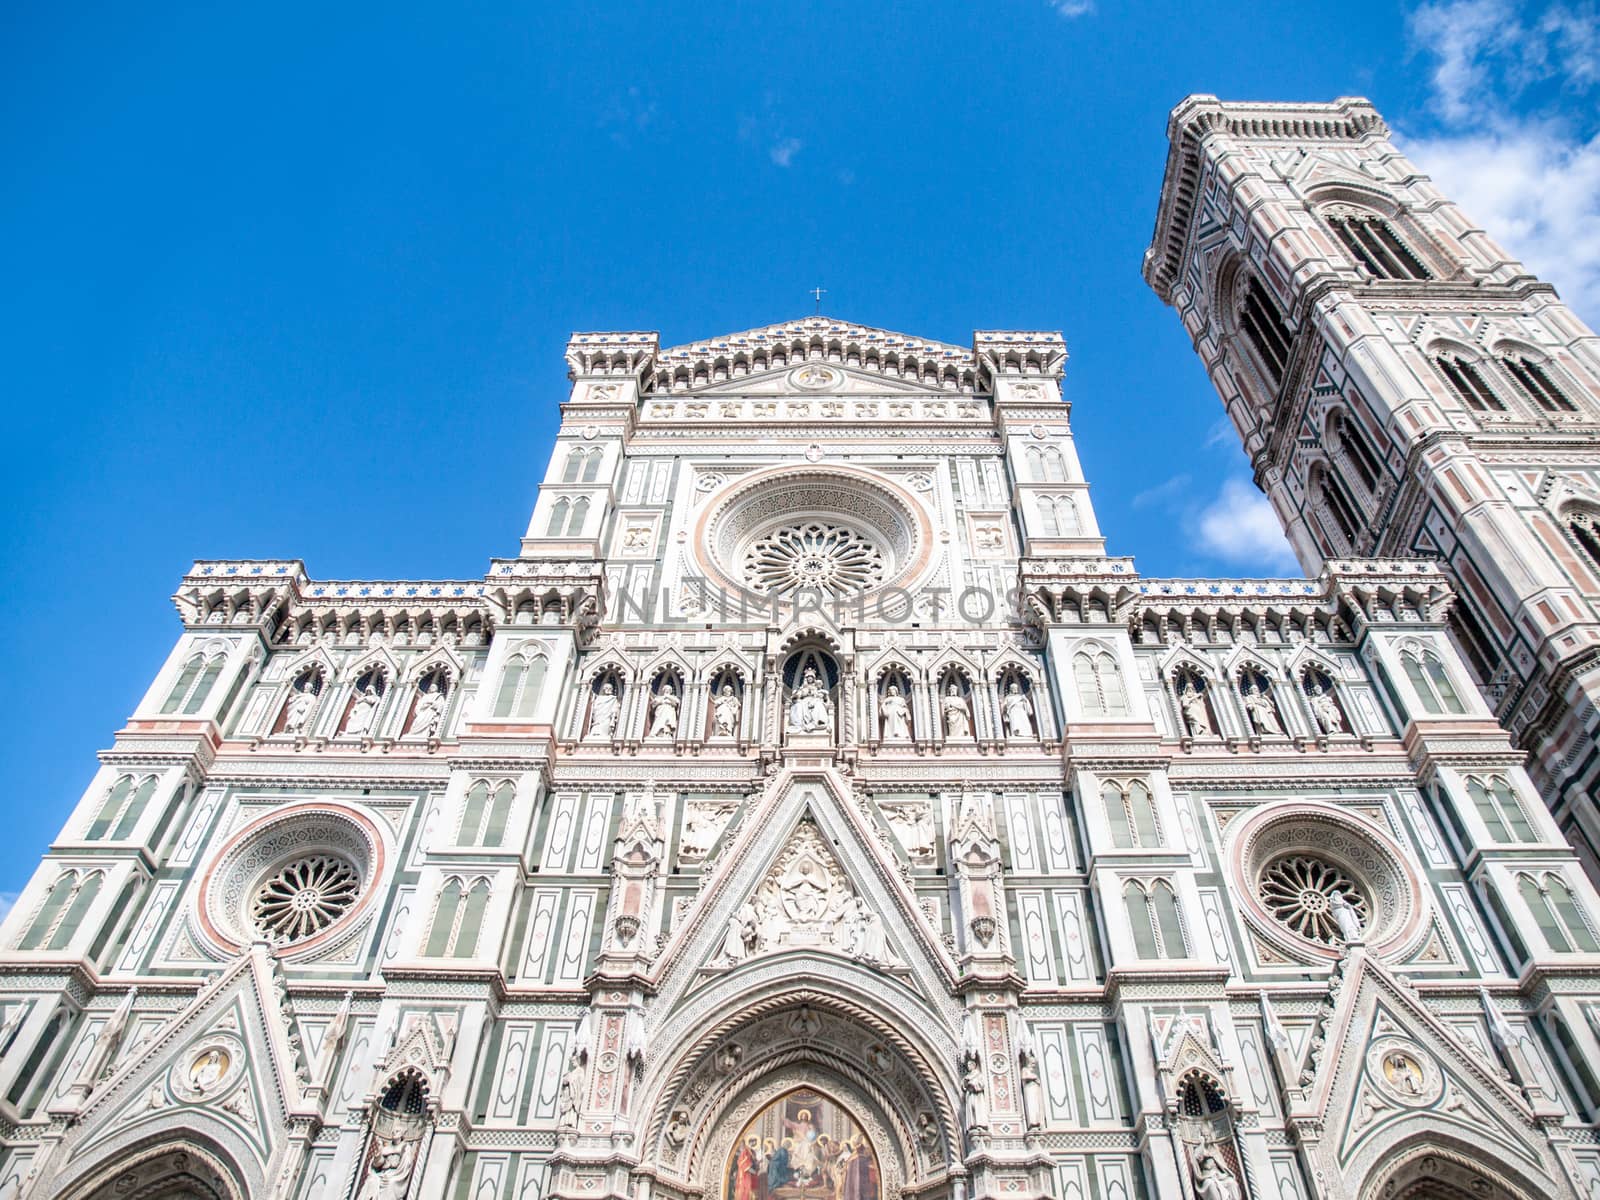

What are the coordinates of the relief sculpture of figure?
(941, 683, 972, 739)
(647, 682, 680, 739)
(1241, 677, 1283, 735)
(713, 684, 741, 737)
(880, 684, 912, 741)
(588, 682, 621, 741)
(1329, 890, 1364, 942)
(787, 667, 832, 733)
(1019, 1046, 1045, 1131)
(1001, 682, 1035, 741)
(962, 1055, 989, 1129)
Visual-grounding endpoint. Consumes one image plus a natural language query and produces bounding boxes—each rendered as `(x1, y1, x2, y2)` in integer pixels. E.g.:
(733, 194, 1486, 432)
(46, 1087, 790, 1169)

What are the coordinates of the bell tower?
(1144, 95, 1600, 876)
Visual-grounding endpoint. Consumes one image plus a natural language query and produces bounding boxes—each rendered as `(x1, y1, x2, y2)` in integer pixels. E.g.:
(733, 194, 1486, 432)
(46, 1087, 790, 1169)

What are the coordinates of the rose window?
(250, 853, 361, 943)
(741, 522, 886, 597)
(1258, 854, 1369, 945)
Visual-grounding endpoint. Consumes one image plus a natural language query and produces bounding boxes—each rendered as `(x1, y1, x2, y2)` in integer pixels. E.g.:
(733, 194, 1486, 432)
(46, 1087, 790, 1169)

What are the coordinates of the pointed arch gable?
(402, 643, 464, 684)
(340, 643, 401, 685)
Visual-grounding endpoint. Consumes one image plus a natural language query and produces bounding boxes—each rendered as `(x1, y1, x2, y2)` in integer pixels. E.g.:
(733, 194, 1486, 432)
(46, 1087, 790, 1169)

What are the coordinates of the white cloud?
(1132, 473, 1191, 510)
(769, 138, 803, 168)
(1402, 122, 1600, 319)
(1402, 1, 1600, 322)
(1194, 479, 1300, 575)
(1047, 0, 1095, 14)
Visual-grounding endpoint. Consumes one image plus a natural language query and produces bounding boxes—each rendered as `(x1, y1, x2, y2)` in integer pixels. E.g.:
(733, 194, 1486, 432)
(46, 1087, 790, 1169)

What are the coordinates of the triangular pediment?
(659, 316, 971, 365)
(647, 767, 959, 1012)
(42, 945, 310, 1198)
(1293, 951, 1558, 1192)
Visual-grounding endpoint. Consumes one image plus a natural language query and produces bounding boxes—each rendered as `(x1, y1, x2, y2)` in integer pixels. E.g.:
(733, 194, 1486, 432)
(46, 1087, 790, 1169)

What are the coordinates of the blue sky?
(2, 1, 1598, 899)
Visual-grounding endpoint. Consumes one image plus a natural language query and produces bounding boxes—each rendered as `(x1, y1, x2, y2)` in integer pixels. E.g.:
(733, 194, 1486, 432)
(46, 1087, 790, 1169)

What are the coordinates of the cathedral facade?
(4, 98, 1600, 1200)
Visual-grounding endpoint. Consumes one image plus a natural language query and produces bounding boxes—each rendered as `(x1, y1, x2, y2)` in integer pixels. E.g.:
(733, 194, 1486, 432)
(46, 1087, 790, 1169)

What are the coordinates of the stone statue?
(916, 1111, 941, 1154)
(961, 1055, 989, 1130)
(1329, 890, 1363, 942)
(190, 1047, 227, 1093)
(588, 682, 621, 741)
(880, 684, 912, 741)
(355, 1136, 417, 1200)
(558, 1049, 587, 1129)
(787, 667, 832, 733)
(719, 901, 758, 965)
(407, 681, 446, 739)
(1307, 676, 1346, 734)
(1019, 1046, 1045, 1131)
(1191, 1153, 1240, 1200)
(1241, 677, 1283, 735)
(1002, 682, 1035, 740)
(941, 684, 972, 739)
(665, 1110, 691, 1148)
(1178, 677, 1211, 737)
(846, 896, 891, 965)
(713, 684, 741, 737)
(647, 682, 680, 739)
(344, 683, 380, 737)
(284, 685, 316, 734)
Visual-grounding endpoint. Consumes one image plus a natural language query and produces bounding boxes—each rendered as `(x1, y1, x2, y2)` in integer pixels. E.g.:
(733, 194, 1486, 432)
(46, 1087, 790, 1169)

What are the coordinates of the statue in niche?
(1177, 675, 1212, 737)
(961, 1055, 989, 1129)
(1305, 671, 1346, 734)
(880, 684, 912, 741)
(558, 1048, 587, 1129)
(1240, 673, 1283, 735)
(941, 683, 973, 739)
(647, 682, 680, 739)
(1191, 1153, 1241, 1200)
(407, 679, 447, 739)
(1019, 1045, 1045, 1131)
(189, 1047, 228, 1093)
(356, 1136, 418, 1200)
(713, 684, 741, 737)
(1001, 682, 1036, 740)
(917, 1112, 941, 1154)
(284, 681, 317, 735)
(344, 682, 381, 737)
(787, 666, 832, 733)
(587, 681, 621, 741)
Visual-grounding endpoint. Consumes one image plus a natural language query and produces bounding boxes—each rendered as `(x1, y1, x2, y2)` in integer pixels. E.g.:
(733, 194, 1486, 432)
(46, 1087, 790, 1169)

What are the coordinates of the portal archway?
(52, 1136, 246, 1200)
(1359, 1138, 1545, 1200)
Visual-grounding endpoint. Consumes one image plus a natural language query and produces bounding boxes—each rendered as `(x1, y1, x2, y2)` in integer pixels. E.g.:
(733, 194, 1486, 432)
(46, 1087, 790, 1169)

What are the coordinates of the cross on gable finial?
(811, 286, 827, 313)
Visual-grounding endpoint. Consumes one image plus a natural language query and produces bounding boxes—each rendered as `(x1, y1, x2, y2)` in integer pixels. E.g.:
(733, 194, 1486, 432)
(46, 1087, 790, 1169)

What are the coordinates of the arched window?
(1038, 496, 1059, 537)
(1501, 356, 1577, 413)
(1074, 650, 1128, 717)
(458, 780, 515, 847)
(1124, 881, 1158, 959)
(1327, 410, 1384, 495)
(567, 497, 590, 536)
(1239, 278, 1293, 385)
(1465, 775, 1535, 843)
(1151, 881, 1186, 956)
(492, 653, 547, 719)
(1401, 647, 1465, 715)
(1103, 781, 1159, 849)
(1040, 447, 1067, 482)
(546, 499, 571, 537)
(18, 871, 102, 951)
(160, 652, 226, 715)
(1311, 464, 1364, 552)
(1324, 210, 1431, 280)
(86, 775, 158, 841)
(1566, 510, 1600, 574)
(424, 880, 462, 956)
(1546, 874, 1600, 953)
(1519, 873, 1598, 953)
(1124, 879, 1185, 958)
(562, 449, 584, 483)
(1434, 355, 1505, 412)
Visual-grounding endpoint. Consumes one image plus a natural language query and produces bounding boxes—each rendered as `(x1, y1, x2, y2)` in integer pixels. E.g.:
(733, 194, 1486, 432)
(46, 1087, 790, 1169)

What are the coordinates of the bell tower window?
(1435, 355, 1505, 413)
(1240, 279, 1292, 384)
(1325, 211, 1430, 280)
(1502, 356, 1577, 413)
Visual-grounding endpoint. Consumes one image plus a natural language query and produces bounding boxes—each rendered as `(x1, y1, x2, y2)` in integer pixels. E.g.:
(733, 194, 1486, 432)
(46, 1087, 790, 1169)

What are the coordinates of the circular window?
(200, 803, 384, 955)
(693, 466, 933, 601)
(251, 852, 361, 942)
(1226, 801, 1425, 962)
(1258, 853, 1369, 945)
(742, 521, 887, 597)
